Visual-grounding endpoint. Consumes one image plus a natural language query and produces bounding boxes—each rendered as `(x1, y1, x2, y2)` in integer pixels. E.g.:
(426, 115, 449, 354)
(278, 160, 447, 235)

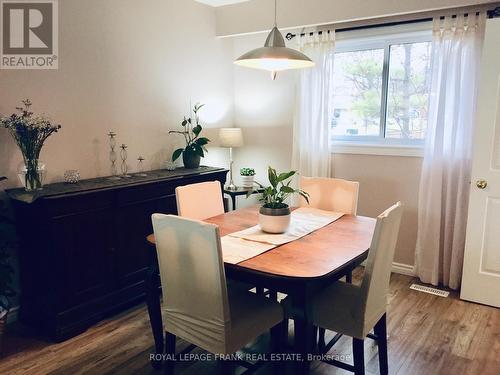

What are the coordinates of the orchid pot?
(182, 146, 201, 169)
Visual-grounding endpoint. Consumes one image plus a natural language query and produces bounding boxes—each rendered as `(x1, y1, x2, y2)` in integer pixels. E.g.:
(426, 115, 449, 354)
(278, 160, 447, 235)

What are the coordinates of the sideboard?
(6, 166, 228, 341)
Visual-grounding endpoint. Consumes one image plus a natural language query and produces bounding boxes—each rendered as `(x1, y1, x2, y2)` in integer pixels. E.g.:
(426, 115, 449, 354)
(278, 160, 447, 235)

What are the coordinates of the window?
(330, 28, 432, 146)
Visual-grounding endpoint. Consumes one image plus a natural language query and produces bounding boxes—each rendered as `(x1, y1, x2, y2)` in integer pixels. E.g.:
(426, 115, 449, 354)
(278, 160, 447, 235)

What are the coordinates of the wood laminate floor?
(1, 272, 499, 375)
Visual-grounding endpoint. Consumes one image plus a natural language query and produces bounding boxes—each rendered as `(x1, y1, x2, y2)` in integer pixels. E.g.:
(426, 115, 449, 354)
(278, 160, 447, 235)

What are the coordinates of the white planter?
(259, 206, 291, 234)
(241, 175, 254, 188)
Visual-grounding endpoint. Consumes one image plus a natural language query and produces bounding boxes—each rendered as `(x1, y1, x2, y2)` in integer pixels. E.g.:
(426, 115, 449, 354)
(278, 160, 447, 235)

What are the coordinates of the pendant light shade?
(235, 26, 314, 72)
(234, 0, 314, 78)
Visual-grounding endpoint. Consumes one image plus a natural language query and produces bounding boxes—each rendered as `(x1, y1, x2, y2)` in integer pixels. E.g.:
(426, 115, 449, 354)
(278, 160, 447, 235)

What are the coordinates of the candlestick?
(107, 131, 121, 180)
(137, 156, 147, 176)
(120, 144, 131, 178)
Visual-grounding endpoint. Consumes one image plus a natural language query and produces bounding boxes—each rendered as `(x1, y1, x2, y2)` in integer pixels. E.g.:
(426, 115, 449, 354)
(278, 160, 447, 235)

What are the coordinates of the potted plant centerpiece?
(1, 100, 61, 191)
(250, 167, 309, 234)
(170, 103, 210, 169)
(240, 167, 256, 188)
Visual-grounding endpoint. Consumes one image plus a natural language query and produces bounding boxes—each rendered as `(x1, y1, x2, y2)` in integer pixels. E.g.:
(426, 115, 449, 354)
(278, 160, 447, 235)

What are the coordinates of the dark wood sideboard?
(6, 166, 228, 341)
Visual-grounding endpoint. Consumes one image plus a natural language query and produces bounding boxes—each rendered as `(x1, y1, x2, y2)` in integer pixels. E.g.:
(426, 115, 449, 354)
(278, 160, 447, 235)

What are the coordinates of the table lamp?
(219, 128, 243, 191)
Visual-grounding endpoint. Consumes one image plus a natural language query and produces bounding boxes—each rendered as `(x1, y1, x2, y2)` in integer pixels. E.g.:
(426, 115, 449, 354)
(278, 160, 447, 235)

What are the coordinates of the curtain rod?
(285, 5, 500, 40)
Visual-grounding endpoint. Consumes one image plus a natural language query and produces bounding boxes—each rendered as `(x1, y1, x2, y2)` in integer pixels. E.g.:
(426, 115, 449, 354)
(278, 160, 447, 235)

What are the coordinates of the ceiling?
(194, 0, 249, 7)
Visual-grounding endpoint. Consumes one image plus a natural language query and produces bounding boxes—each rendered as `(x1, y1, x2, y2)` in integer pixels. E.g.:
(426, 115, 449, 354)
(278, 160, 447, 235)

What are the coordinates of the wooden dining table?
(145, 205, 376, 374)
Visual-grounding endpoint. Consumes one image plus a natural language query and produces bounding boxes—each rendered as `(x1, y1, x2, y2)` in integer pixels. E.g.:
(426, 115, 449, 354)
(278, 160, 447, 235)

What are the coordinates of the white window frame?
(330, 23, 432, 156)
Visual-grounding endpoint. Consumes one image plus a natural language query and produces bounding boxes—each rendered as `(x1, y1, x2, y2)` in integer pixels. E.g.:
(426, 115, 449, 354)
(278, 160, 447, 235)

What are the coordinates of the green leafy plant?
(170, 103, 210, 162)
(240, 167, 255, 176)
(0, 178, 16, 316)
(249, 166, 309, 209)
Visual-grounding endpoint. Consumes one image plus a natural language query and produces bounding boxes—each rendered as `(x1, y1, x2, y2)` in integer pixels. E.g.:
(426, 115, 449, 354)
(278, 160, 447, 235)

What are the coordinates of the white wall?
(0, 0, 234, 189)
(215, 0, 498, 36)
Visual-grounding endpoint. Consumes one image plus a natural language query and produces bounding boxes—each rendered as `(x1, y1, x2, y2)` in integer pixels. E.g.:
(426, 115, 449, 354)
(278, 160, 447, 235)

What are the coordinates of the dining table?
(144, 205, 376, 374)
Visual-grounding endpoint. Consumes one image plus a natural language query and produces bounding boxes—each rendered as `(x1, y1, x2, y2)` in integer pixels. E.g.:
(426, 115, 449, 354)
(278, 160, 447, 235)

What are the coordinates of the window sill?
(330, 141, 424, 157)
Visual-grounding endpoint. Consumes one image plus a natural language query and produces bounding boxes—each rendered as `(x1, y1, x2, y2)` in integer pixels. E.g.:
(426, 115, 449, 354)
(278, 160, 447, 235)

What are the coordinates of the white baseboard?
(391, 262, 416, 276)
(6, 305, 19, 324)
(352, 260, 415, 276)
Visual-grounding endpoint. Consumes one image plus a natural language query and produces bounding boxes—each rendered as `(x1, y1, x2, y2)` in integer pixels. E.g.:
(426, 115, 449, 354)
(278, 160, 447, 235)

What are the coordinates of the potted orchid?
(1, 100, 61, 191)
(170, 103, 210, 169)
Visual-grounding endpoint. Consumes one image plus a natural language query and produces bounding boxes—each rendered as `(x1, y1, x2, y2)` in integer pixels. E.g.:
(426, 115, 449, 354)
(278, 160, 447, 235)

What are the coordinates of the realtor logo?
(1, 0, 58, 69)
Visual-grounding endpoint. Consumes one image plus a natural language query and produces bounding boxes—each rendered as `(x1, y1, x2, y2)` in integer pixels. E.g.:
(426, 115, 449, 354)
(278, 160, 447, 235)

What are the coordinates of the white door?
(461, 18, 500, 307)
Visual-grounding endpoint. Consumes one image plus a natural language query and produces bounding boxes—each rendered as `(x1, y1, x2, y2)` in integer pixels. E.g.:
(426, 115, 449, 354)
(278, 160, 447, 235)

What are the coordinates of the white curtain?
(415, 13, 486, 290)
(291, 32, 335, 178)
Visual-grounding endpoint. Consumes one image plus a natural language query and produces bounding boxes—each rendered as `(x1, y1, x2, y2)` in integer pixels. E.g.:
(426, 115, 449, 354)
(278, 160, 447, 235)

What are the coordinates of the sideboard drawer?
(44, 191, 114, 218)
(115, 181, 176, 206)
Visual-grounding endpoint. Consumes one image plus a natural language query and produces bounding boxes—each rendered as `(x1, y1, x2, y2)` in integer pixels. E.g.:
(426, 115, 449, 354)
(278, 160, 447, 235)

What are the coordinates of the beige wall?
(0, 0, 239, 309)
(231, 33, 422, 266)
(215, 0, 498, 36)
(232, 33, 296, 179)
(332, 154, 422, 265)
(0, 0, 445, 270)
(0, 0, 234, 189)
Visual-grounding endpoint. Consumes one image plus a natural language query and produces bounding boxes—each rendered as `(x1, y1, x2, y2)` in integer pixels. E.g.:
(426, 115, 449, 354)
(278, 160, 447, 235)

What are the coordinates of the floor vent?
(409, 284, 449, 297)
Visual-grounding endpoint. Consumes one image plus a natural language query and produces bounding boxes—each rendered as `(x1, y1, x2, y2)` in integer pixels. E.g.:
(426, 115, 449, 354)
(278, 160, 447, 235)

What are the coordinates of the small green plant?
(170, 103, 210, 162)
(249, 166, 309, 209)
(240, 167, 255, 176)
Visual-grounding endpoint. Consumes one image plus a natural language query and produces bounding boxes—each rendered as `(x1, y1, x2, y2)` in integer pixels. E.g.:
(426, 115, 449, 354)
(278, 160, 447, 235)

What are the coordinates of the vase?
(182, 151, 201, 169)
(241, 175, 254, 188)
(18, 160, 46, 191)
(259, 205, 291, 234)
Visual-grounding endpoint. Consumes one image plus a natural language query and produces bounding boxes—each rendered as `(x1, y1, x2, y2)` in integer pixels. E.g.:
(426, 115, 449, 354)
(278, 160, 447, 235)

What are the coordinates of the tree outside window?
(331, 37, 432, 144)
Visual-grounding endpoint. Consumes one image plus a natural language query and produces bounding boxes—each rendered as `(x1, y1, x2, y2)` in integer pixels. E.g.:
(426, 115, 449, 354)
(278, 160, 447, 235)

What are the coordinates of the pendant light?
(234, 0, 314, 80)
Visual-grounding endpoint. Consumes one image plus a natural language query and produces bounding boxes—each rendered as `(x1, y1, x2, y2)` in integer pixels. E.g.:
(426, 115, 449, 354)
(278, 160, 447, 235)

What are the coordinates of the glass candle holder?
(137, 156, 147, 176)
(120, 144, 131, 178)
(64, 170, 80, 184)
(108, 131, 121, 180)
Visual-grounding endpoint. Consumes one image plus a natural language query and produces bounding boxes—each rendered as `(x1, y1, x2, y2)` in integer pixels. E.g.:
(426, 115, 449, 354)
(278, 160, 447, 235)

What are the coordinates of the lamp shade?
(219, 128, 243, 148)
(235, 27, 314, 72)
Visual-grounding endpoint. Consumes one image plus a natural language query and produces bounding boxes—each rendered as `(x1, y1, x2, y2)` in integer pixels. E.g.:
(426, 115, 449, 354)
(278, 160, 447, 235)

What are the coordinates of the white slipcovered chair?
(299, 176, 360, 345)
(151, 214, 284, 374)
(309, 202, 403, 375)
(175, 180, 225, 220)
(299, 176, 359, 215)
(175, 180, 253, 294)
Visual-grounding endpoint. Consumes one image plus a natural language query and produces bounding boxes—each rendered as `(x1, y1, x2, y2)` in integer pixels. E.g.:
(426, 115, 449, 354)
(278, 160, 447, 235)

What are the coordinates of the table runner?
(221, 236, 275, 264)
(221, 207, 344, 264)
